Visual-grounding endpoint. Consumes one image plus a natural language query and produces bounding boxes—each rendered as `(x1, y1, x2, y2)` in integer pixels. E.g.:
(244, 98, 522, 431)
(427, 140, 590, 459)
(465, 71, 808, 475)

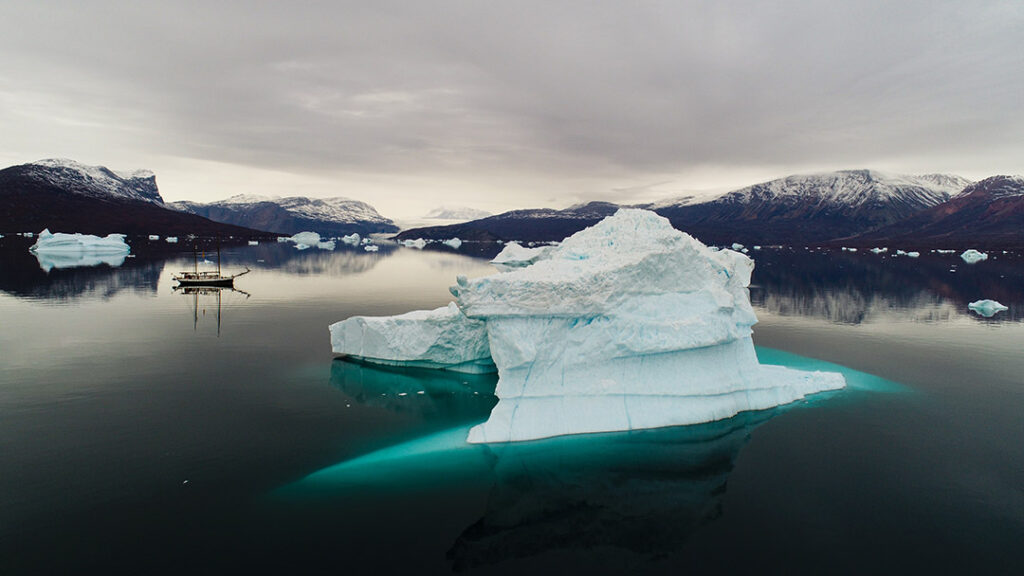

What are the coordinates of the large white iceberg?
(330, 302, 495, 373)
(329, 209, 845, 443)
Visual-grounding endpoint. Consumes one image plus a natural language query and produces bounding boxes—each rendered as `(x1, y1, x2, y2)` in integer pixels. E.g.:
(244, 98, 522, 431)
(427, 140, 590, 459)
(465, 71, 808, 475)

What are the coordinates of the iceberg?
(29, 229, 131, 272)
(289, 231, 321, 246)
(149, 234, 160, 241)
(968, 299, 1008, 317)
(401, 238, 427, 249)
(317, 240, 336, 250)
(364, 245, 379, 252)
(329, 209, 845, 443)
(248, 240, 259, 246)
(330, 302, 495, 373)
(443, 237, 463, 249)
(30, 229, 130, 255)
(489, 241, 549, 269)
(906, 251, 920, 258)
(960, 249, 988, 264)
(165, 236, 178, 243)
(870, 247, 888, 254)
(341, 233, 361, 245)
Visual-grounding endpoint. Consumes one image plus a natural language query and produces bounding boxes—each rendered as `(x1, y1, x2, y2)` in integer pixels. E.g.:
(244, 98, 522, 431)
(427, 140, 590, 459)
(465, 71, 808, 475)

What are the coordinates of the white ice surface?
(289, 231, 321, 246)
(166, 237, 178, 243)
(341, 233, 361, 245)
(968, 299, 1008, 317)
(29, 229, 130, 254)
(960, 249, 988, 264)
(490, 242, 550, 269)
(402, 238, 427, 249)
(330, 302, 495, 373)
(443, 238, 463, 249)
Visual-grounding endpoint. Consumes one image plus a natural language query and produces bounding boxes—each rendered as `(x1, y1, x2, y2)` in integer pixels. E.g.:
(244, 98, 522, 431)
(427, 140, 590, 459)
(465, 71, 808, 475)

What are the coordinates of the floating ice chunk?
(23, 232, 34, 238)
(277, 237, 290, 243)
(960, 249, 988, 264)
(753, 245, 761, 250)
(847, 247, 857, 252)
(936, 249, 956, 254)
(968, 299, 1008, 317)
(455, 209, 844, 442)
(341, 233, 361, 245)
(401, 238, 427, 249)
(731, 243, 744, 250)
(330, 302, 495, 373)
(364, 245, 379, 252)
(870, 247, 888, 254)
(295, 243, 311, 250)
(29, 229, 131, 272)
(443, 238, 463, 249)
(166, 236, 178, 243)
(906, 251, 919, 258)
(30, 229, 130, 255)
(149, 235, 160, 241)
(248, 240, 259, 246)
(289, 231, 321, 246)
(490, 242, 550, 270)
(896, 250, 907, 256)
(317, 240, 336, 250)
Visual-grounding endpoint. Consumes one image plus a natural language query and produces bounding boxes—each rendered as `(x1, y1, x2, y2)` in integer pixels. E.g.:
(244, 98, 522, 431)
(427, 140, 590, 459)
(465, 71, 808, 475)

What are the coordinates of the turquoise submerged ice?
(331, 209, 846, 442)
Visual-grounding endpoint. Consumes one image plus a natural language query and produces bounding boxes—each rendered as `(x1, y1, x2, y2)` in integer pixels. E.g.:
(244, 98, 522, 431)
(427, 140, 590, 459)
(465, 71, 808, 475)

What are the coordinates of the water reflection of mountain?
(448, 411, 774, 572)
(0, 239, 165, 301)
(222, 243, 395, 277)
(749, 250, 1024, 323)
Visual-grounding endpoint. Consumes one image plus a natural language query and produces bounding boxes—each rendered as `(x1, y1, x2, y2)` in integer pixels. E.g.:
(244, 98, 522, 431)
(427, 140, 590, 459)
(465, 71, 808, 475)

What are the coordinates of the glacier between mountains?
(330, 209, 845, 442)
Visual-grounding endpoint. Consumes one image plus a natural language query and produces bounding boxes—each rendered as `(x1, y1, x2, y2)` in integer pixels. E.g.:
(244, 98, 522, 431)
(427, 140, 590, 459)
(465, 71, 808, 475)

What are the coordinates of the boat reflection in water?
(173, 285, 250, 336)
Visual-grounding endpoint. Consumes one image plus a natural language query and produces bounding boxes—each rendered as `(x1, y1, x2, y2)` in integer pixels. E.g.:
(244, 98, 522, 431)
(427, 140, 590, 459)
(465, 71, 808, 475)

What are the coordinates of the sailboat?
(173, 240, 250, 287)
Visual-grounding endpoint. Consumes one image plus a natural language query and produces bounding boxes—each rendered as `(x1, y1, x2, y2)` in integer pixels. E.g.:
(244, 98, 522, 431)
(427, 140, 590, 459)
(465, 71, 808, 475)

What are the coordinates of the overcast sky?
(1, 1, 1021, 218)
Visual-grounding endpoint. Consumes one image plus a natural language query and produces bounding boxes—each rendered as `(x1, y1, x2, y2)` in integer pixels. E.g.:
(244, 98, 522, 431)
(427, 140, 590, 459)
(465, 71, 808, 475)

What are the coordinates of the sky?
(1, 1, 1022, 219)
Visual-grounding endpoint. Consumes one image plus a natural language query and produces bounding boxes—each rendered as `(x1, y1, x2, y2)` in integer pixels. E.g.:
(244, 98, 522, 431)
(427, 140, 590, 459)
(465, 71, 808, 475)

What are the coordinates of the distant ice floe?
(364, 244, 379, 252)
(248, 240, 259, 246)
(329, 209, 845, 444)
(960, 249, 988, 264)
(871, 247, 888, 254)
(968, 299, 1008, 317)
(317, 240, 336, 251)
(341, 233, 361, 246)
(149, 235, 160, 241)
(443, 237, 463, 249)
(29, 229, 131, 272)
(166, 236, 178, 243)
(906, 251, 920, 258)
(401, 238, 427, 249)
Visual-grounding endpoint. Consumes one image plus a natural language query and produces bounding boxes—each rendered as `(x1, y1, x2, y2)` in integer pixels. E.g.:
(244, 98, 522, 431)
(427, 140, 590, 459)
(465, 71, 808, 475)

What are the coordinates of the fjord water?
(1, 238, 1022, 574)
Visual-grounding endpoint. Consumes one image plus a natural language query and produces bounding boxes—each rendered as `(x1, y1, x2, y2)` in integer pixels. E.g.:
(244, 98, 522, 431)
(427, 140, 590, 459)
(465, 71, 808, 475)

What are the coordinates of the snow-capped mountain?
(171, 195, 398, 237)
(851, 175, 1024, 248)
(395, 201, 620, 242)
(652, 170, 973, 245)
(423, 206, 493, 221)
(11, 158, 163, 205)
(0, 159, 270, 237)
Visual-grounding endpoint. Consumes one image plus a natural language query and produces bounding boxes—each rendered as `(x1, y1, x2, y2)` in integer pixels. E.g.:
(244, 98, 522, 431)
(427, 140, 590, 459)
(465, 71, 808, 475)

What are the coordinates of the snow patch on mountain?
(424, 206, 492, 221)
(23, 158, 163, 205)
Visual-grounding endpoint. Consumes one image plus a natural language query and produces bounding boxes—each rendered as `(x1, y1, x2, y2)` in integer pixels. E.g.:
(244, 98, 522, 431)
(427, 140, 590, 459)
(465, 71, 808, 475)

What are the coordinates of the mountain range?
(398, 170, 1024, 248)
(170, 195, 398, 237)
(0, 159, 266, 238)
(3, 159, 1022, 248)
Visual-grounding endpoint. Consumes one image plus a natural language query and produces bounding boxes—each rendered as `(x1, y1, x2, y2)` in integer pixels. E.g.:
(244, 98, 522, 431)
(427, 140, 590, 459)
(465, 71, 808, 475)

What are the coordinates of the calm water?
(1, 237, 1022, 575)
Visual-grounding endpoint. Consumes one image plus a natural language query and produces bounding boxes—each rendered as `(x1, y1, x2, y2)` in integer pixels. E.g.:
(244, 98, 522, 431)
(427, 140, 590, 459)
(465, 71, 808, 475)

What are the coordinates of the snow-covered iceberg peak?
(450, 209, 844, 443)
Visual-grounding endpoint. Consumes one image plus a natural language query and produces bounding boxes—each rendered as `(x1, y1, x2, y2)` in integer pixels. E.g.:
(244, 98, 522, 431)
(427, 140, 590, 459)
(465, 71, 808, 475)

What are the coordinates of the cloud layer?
(1, 1, 1021, 216)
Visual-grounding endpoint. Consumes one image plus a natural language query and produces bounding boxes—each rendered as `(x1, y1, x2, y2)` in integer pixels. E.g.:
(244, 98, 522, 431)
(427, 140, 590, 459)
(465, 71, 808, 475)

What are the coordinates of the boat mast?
(217, 236, 222, 276)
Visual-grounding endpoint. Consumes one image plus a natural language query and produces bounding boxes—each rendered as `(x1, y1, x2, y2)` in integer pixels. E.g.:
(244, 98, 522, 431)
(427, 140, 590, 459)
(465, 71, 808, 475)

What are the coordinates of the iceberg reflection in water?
(32, 249, 128, 273)
(277, 351, 900, 572)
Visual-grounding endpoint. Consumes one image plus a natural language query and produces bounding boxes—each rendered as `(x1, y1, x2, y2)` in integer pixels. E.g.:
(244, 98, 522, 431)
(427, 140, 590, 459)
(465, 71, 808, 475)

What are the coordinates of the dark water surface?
(1, 238, 1022, 574)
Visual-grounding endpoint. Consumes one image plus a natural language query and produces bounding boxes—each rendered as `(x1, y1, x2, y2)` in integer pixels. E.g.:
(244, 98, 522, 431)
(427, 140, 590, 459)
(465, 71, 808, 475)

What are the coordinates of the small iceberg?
(331, 302, 495, 373)
(960, 249, 988, 264)
(288, 231, 321, 247)
(329, 209, 845, 443)
(165, 236, 178, 243)
(443, 237, 463, 249)
(968, 299, 1008, 317)
(29, 229, 131, 272)
(364, 245, 379, 252)
(401, 238, 427, 249)
(341, 233, 361, 246)
(731, 243, 744, 251)
(149, 235, 160, 241)
(317, 240, 336, 251)
(490, 241, 549, 269)
(906, 251, 920, 258)
(870, 247, 888, 254)
(248, 240, 259, 246)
